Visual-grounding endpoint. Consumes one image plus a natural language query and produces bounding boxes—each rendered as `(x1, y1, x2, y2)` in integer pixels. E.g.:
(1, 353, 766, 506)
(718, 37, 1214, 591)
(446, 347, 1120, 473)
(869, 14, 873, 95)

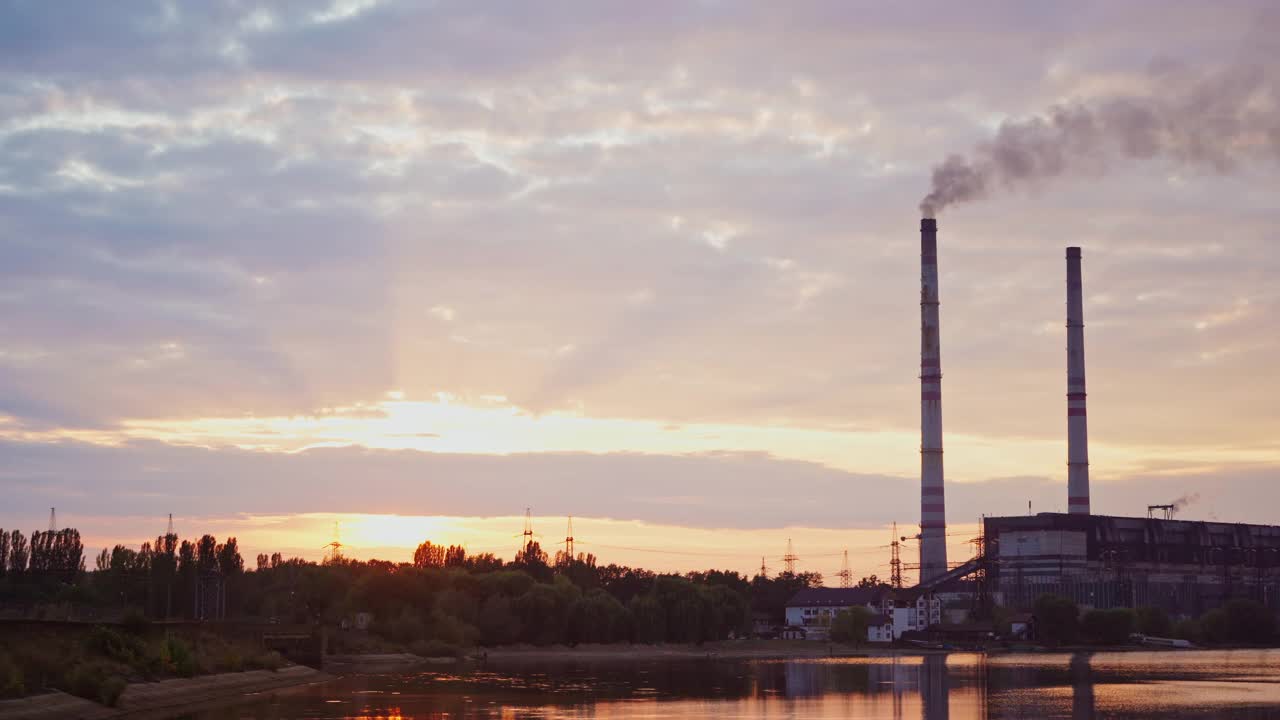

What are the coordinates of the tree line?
(1031, 593, 1279, 647)
(0, 528, 84, 579)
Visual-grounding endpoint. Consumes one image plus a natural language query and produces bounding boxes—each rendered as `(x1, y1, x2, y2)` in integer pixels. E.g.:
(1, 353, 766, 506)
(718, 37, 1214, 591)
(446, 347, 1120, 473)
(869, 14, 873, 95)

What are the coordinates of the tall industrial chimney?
(919, 218, 948, 582)
(1066, 247, 1090, 514)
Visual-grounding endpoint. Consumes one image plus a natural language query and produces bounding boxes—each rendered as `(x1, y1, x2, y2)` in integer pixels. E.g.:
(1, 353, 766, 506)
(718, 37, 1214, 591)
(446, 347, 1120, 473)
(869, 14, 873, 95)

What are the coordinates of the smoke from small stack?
(919, 61, 1280, 216)
(1172, 493, 1201, 513)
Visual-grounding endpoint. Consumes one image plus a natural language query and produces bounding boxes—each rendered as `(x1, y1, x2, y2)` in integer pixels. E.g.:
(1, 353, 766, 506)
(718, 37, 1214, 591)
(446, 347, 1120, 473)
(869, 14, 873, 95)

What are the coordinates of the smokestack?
(1066, 247, 1090, 514)
(919, 218, 948, 582)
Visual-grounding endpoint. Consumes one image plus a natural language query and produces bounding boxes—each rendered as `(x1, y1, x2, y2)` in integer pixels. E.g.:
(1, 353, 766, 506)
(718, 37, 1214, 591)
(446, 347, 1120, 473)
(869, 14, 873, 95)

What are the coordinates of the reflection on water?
(187, 649, 1280, 719)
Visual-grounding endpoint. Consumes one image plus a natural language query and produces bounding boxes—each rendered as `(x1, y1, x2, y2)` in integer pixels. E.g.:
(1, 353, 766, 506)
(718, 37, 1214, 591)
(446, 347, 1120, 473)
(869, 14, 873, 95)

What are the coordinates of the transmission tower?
(837, 549, 852, 588)
(782, 538, 798, 575)
(48, 507, 56, 532)
(522, 507, 535, 552)
(563, 516, 575, 557)
(166, 513, 175, 536)
(758, 556, 768, 579)
(890, 522, 904, 590)
(322, 521, 344, 563)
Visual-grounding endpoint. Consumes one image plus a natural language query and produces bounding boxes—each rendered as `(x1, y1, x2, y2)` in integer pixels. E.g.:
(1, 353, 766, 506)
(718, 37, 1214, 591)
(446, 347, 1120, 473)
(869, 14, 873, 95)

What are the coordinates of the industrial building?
(909, 219, 1280, 620)
(983, 513, 1280, 614)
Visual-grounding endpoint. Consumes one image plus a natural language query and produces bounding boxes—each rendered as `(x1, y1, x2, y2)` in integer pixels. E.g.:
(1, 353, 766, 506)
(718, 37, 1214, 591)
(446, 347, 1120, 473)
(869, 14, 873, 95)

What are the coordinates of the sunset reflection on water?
(190, 650, 1280, 719)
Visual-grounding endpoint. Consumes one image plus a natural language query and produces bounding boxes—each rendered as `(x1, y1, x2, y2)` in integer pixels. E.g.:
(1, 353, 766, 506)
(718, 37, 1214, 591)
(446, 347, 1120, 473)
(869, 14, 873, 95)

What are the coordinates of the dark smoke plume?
(1171, 492, 1200, 513)
(920, 62, 1280, 217)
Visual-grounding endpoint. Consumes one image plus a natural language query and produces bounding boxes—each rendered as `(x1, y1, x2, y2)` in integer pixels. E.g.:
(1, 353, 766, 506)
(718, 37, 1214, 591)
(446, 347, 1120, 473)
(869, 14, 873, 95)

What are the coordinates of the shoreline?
(474, 641, 946, 662)
(0, 665, 329, 720)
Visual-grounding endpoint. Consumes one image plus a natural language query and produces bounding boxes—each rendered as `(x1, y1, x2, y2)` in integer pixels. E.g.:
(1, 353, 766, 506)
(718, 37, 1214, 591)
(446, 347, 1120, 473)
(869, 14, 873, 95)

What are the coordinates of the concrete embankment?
(0, 665, 328, 720)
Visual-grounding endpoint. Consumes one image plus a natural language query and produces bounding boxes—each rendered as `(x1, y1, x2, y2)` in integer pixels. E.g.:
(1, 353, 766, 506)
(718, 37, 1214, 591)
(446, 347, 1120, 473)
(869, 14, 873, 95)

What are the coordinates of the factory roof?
(785, 587, 884, 608)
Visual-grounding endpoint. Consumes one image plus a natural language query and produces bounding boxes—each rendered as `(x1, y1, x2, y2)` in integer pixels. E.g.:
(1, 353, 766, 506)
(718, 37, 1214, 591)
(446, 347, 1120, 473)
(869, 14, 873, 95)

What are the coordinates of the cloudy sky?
(2, 1, 1278, 580)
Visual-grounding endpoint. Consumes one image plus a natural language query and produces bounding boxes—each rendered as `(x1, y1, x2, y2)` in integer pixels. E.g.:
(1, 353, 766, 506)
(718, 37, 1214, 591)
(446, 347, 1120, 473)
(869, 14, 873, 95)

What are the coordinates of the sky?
(1, 1, 1278, 582)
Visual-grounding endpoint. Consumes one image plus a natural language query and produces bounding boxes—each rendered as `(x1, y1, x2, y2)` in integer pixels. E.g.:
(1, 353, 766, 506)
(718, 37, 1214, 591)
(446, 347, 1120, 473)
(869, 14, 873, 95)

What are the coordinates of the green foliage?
(164, 636, 198, 678)
(1173, 618, 1202, 644)
(1081, 608, 1135, 645)
(1033, 594, 1080, 646)
(1199, 599, 1277, 645)
(0, 653, 24, 699)
(629, 594, 666, 643)
(477, 596, 522, 646)
(63, 660, 128, 707)
(829, 606, 874, 644)
(1135, 606, 1173, 637)
(85, 626, 146, 666)
(248, 651, 285, 672)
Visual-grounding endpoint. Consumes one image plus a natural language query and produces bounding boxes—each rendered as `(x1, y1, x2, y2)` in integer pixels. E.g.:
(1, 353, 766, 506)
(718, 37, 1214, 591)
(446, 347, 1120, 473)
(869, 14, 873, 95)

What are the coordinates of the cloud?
(0, 0, 1277, 527)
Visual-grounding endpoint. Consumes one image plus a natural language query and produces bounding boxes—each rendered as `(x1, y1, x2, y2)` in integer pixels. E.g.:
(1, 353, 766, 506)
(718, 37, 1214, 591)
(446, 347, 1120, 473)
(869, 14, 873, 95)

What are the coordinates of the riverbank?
(476, 640, 944, 662)
(0, 665, 327, 720)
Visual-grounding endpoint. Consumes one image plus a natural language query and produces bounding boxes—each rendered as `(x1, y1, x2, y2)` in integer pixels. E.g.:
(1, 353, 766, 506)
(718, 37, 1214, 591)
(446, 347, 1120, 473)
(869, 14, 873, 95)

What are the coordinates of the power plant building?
(983, 512, 1280, 614)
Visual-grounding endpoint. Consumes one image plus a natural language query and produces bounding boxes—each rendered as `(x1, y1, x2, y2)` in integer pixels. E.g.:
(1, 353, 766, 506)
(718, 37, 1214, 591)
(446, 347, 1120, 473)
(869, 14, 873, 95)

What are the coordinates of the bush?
(829, 607, 873, 645)
(0, 653, 24, 699)
(248, 651, 286, 672)
(1172, 618, 1202, 644)
(1081, 608, 1134, 645)
(1200, 600, 1276, 646)
(63, 661, 128, 707)
(1135, 607, 1173, 637)
(85, 626, 144, 665)
(1033, 594, 1080, 646)
(163, 636, 198, 678)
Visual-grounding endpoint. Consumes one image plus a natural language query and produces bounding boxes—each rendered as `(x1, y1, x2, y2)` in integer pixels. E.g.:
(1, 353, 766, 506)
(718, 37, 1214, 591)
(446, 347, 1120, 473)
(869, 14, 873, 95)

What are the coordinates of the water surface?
(187, 649, 1280, 719)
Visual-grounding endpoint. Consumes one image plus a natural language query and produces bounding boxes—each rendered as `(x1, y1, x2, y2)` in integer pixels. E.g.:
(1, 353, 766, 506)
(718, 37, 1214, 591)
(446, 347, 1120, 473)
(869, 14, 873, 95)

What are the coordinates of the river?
(186, 649, 1280, 719)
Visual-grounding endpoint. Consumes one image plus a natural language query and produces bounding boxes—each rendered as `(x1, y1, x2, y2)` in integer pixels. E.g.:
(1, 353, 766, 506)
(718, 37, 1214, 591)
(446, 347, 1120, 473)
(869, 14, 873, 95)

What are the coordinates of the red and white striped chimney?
(919, 218, 948, 581)
(1066, 247, 1090, 514)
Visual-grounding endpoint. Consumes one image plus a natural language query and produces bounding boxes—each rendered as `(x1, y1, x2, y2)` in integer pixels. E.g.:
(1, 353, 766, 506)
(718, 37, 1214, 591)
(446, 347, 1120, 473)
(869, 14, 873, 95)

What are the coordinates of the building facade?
(784, 587, 942, 641)
(985, 513, 1280, 615)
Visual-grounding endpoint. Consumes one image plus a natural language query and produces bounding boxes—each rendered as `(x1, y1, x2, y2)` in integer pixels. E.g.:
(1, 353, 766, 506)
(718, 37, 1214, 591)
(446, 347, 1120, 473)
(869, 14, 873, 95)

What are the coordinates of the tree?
(465, 553, 502, 573)
(216, 537, 244, 575)
(1033, 594, 1080, 646)
(444, 545, 467, 568)
(1081, 608, 1134, 645)
(1201, 599, 1277, 645)
(413, 541, 446, 568)
(1135, 606, 1172, 637)
(0, 530, 8, 578)
(195, 535, 217, 573)
(856, 575, 890, 590)
(8, 530, 28, 574)
(513, 541, 551, 581)
(830, 606, 875, 644)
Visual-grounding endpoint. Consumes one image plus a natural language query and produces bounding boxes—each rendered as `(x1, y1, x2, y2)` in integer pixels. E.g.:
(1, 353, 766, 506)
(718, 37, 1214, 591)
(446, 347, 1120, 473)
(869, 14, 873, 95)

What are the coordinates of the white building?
(784, 587, 942, 642)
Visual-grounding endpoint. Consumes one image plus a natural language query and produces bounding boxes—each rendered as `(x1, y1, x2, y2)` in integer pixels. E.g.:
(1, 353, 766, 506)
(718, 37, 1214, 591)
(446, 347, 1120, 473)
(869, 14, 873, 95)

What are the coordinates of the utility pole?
(783, 538, 798, 575)
(890, 522, 903, 590)
(838, 550, 852, 588)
